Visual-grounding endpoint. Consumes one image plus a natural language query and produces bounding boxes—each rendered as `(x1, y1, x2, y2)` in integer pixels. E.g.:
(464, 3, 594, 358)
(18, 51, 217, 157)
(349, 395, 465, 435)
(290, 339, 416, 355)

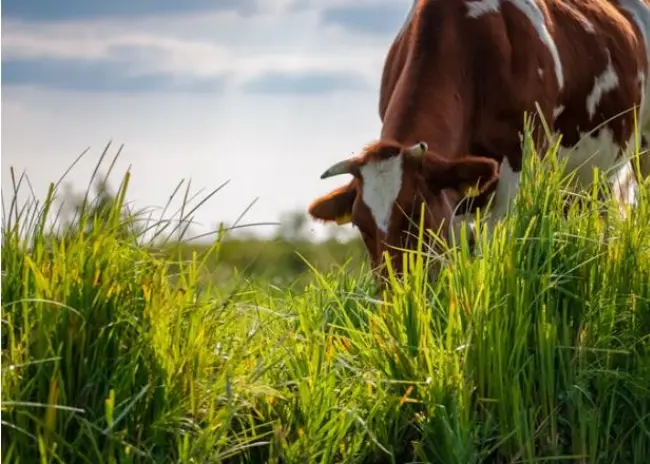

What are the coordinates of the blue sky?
(2, 0, 412, 240)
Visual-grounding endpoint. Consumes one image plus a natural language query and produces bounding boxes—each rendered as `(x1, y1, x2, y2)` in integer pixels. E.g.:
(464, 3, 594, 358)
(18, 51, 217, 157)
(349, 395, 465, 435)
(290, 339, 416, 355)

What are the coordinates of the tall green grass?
(2, 131, 650, 463)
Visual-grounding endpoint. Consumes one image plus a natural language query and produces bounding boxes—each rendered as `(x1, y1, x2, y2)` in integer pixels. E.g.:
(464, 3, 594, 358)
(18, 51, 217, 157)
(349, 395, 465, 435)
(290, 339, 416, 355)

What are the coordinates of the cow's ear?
(308, 181, 357, 225)
(423, 155, 499, 198)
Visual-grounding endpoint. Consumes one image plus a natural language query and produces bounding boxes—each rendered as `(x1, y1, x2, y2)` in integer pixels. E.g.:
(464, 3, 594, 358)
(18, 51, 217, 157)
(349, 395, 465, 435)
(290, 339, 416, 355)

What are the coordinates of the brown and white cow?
(308, 0, 650, 278)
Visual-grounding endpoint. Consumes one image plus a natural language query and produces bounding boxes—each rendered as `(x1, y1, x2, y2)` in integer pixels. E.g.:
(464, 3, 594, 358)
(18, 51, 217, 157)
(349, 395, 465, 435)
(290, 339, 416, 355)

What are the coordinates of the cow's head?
(308, 139, 499, 279)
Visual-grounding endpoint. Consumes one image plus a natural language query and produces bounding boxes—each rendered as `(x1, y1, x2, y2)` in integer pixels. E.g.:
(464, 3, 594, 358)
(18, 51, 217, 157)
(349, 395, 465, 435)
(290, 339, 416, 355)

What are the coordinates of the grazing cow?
(308, 0, 650, 279)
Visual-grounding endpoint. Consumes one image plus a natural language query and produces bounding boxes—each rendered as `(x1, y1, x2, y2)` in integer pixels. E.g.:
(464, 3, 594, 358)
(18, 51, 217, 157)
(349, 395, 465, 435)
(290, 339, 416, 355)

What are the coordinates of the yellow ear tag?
(463, 184, 480, 198)
(335, 214, 352, 225)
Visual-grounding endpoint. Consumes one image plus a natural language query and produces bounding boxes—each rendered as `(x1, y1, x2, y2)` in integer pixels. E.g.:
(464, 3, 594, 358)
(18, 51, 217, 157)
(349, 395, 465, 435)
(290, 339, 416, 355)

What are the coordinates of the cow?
(307, 0, 650, 280)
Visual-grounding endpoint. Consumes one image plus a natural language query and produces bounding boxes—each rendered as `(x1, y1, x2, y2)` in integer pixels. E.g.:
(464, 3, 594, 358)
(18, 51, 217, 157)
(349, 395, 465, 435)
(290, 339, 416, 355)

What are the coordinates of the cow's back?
(378, 0, 650, 187)
(379, 1, 417, 121)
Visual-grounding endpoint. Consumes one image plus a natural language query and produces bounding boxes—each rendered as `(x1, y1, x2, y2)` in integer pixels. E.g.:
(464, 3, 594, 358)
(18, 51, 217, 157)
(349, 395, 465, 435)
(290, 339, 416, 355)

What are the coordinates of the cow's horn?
(320, 159, 352, 179)
(406, 141, 428, 157)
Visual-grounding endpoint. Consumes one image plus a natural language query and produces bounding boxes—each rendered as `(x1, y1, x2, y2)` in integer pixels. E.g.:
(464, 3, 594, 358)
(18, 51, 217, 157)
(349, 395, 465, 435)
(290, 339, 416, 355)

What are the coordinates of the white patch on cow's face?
(359, 156, 404, 234)
(553, 105, 565, 121)
(508, 0, 564, 90)
(586, 51, 619, 120)
(465, 0, 500, 18)
(465, 0, 564, 90)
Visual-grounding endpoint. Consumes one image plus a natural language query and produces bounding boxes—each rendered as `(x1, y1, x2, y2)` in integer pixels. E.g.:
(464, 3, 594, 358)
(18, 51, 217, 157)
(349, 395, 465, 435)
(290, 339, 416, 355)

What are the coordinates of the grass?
(2, 128, 650, 463)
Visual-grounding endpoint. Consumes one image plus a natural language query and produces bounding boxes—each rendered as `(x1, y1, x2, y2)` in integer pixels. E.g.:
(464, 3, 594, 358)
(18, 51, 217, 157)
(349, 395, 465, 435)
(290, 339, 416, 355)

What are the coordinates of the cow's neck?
(379, 7, 471, 158)
(380, 77, 471, 158)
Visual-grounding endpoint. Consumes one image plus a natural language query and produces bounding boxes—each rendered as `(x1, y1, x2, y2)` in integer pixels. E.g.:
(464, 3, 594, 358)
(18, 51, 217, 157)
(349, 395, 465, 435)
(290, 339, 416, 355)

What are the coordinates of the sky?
(1, 0, 414, 241)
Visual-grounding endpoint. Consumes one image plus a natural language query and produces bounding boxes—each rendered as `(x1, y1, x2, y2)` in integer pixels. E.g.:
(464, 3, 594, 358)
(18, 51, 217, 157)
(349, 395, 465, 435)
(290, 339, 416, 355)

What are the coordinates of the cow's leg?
(613, 133, 650, 217)
(601, 129, 650, 218)
(611, 161, 637, 218)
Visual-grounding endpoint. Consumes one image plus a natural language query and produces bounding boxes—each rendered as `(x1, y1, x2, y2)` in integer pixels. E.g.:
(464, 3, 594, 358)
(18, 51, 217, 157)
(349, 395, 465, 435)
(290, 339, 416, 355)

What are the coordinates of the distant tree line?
(55, 175, 365, 285)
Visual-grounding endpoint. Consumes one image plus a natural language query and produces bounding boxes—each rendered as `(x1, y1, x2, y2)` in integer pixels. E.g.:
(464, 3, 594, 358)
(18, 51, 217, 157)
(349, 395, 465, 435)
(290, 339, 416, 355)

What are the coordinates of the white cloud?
(2, 3, 401, 90)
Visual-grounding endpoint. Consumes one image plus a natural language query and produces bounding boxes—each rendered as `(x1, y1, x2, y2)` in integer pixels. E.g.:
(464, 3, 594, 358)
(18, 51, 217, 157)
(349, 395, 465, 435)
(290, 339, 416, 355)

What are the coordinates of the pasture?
(2, 130, 650, 463)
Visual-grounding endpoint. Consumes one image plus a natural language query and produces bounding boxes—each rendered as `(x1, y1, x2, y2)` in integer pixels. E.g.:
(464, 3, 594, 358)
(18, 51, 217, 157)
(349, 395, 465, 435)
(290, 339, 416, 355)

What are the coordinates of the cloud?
(243, 71, 369, 94)
(1, 6, 392, 94)
(1, 0, 260, 21)
(1, 59, 227, 93)
(320, 2, 412, 36)
(1, 0, 413, 21)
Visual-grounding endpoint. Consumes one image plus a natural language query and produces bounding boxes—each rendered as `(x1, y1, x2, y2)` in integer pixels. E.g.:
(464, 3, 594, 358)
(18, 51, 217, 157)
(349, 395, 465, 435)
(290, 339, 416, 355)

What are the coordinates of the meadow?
(2, 132, 650, 463)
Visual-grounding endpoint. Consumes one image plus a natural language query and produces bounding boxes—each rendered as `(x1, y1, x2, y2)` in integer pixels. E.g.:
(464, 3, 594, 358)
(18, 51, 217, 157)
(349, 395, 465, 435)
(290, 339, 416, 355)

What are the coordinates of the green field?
(3, 133, 650, 463)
